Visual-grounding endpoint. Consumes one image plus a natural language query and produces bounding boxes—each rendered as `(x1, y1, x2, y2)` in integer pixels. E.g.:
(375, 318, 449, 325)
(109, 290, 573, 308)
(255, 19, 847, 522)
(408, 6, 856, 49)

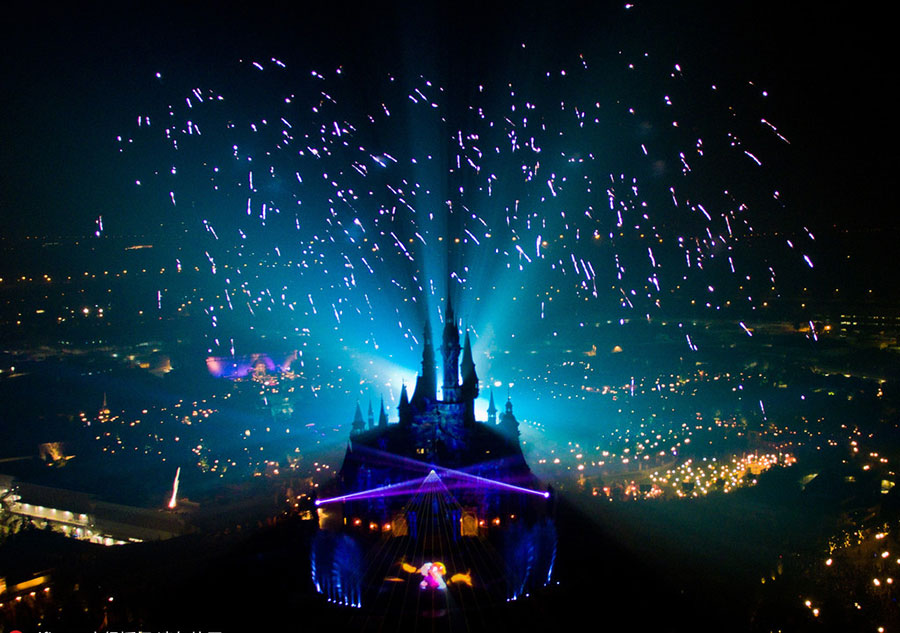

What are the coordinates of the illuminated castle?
(337, 296, 534, 512)
(312, 296, 556, 613)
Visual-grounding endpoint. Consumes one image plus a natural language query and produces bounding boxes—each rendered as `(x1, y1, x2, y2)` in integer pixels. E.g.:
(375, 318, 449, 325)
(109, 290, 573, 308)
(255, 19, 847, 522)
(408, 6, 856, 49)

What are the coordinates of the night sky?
(0, 1, 892, 237)
(0, 1, 895, 394)
(1, 8, 898, 630)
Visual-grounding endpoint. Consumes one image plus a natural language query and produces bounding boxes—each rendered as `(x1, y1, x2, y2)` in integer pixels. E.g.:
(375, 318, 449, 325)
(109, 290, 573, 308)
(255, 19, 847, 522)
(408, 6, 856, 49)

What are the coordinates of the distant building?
(1, 475, 189, 545)
(836, 312, 900, 346)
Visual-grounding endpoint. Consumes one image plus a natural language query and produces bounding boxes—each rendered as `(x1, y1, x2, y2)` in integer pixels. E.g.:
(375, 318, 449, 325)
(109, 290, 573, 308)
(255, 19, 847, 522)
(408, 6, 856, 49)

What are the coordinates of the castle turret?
(487, 390, 498, 425)
(398, 384, 412, 427)
(378, 397, 388, 428)
(499, 397, 519, 442)
(411, 320, 437, 408)
(441, 296, 461, 400)
(352, 402, 365, 435)
(461, 330, 478, 424)
(421, 319, 437, 396)
(367, 400, 375, 430)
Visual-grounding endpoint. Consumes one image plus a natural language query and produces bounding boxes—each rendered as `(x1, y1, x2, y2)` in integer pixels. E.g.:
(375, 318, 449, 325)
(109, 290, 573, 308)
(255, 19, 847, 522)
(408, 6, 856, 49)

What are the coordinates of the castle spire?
(367, 400, 375, 430)
(445, 293, 454, 324)
(422, 319, 436, 393)
(441, 295, 461, 394)
(499, 396, 519, 441)
(399, 383, 411, 427)
(461, 329, 479, 424)
(351, 402, 365, 435)
(412, 319, 437, 407)
(487, 389, 497, 425)
(378, 397, 388, 427)
(461, 330, 477, 388)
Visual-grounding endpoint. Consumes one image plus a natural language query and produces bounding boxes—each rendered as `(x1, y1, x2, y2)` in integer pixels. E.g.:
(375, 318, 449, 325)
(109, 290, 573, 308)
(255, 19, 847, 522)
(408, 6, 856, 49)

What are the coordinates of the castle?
(348, 296, 521, 462)
(333, 296, 538, 521)
(312, 295, 556, 611)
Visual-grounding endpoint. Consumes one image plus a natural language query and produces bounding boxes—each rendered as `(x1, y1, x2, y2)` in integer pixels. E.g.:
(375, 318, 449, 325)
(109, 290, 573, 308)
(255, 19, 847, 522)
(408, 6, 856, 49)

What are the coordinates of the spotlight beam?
(434, 464, 551, 498)
(355, 445, 551, 498)
(320, 446, 550, 504)
(315, 474, 428, 506)
(352, 443, 545, 490)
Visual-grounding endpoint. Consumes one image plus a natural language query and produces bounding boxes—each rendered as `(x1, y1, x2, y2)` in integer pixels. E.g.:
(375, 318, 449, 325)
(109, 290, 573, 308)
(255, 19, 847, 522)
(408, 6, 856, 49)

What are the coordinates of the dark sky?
(0, 1, 892, 238)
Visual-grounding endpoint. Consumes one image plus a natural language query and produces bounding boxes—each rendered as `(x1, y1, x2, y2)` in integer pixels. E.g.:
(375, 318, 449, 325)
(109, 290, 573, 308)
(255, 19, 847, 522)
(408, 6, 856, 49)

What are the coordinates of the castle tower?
(411, 320, 437, 409)
(487, 390, 497, 425)
(461, 330, 478, 424)
(421, 320, 437, 398)
(398, 383, 412, 428)
(441, 296, 461, 401)
(351, 402, 365, 435)
(378, 397, 388, 428)
(367, 400, 375, 430)
(499, 397, 519, 441)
